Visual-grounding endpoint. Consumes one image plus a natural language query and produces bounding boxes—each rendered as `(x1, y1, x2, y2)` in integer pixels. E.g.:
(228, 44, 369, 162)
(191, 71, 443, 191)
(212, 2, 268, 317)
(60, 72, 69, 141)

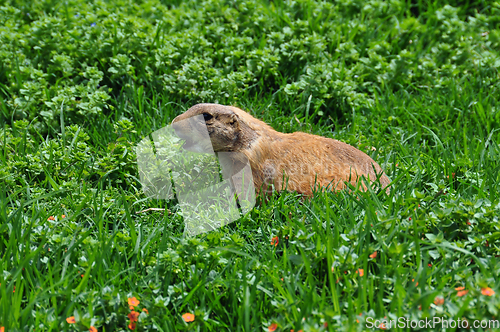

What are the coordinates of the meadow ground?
(1, 0, 500, 331)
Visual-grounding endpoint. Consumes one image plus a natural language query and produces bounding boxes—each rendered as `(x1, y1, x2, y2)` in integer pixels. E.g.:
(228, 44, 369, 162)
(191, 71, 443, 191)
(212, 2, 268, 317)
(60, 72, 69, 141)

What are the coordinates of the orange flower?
(379, 322, 386, 330)
(412, 279, 418, 286)
(268, 323, 278, 332)
(128, 311, 140, 322)
(128, 297, 140, 307)
(48, 216, 55, 221)
(482, 287, 495, 296)
(356, 269, 364, 276)
(61, 214, 66, 218)
(369, 251, 377, 259)
(434, 296, 444, 306)
(89, 327, 97, 332)
(142, 308, 149, 314)
(182, 313, 195, 322)
(271, 236, 279, 246)
(457, 288, 469, 297)
(455, 286, 465, 291)
(66, 316, 76, 323)
(128, 322, 136, 330)
(1, 327, 5, 332)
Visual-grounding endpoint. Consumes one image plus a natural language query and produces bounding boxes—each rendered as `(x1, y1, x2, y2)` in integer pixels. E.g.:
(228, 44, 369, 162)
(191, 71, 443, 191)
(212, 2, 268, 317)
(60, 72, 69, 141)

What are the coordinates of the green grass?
(1, 0, 500, 331)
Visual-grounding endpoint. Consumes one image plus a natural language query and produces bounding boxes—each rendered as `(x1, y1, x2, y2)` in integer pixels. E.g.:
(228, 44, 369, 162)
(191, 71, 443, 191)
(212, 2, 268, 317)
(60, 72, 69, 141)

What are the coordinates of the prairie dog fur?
(171, 103, 390, 196)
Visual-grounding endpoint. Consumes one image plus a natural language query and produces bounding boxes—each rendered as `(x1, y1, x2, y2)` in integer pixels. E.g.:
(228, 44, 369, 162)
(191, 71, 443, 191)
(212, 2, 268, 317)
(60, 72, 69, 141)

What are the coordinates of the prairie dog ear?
(229, 113, 240, 129)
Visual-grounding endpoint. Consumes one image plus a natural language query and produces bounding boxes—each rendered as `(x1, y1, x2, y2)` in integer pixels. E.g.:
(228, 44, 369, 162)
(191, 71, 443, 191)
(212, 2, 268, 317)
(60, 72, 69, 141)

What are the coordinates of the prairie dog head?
(172, 103, 250, 153)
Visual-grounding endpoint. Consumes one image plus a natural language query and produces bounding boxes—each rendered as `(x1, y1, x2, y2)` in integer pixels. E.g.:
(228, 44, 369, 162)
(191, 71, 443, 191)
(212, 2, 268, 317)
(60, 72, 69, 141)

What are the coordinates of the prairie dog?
(171, 103, 390, 196)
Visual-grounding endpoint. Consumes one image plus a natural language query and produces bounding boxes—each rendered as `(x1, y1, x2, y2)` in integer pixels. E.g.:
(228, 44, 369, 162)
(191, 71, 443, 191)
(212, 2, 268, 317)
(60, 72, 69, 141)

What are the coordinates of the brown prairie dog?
(171, 103, 390, 196)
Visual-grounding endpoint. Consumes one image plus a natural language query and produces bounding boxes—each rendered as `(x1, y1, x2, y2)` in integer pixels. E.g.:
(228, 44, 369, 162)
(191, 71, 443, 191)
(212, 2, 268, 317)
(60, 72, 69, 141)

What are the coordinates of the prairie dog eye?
(202, 113, 213, 121)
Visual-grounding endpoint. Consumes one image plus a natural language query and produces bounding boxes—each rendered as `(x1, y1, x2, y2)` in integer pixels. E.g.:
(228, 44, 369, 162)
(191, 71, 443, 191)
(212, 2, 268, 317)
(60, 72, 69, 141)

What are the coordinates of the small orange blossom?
(271, 236, 279, 246)
(434, 296, 444, 306)
(182, 313, 195, 322)
(482, 287, 495, 296)
(268, 323, 278, 332)
(128, 297, 140, 307)
(369, 251, 377, 259)
(128, 311, 140, 322)
(128, 322, 136, 330)
(456, 288, 469, 297)
(66, 316, 76, 323)
(89, 327, 97, 332)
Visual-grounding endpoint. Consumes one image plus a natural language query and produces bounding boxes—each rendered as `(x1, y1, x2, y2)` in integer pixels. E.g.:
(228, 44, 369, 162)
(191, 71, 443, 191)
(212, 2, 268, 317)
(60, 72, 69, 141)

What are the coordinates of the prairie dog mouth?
(171, 116, 212, 153)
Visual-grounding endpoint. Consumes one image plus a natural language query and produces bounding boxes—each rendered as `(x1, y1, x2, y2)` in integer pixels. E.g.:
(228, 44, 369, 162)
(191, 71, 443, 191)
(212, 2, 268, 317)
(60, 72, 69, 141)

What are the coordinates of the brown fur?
(171, 103, 391, 196)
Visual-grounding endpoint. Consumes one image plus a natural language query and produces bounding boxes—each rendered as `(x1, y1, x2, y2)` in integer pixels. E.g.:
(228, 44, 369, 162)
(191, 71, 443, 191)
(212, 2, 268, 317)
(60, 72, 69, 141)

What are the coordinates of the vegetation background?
(1, 0, 499, 330)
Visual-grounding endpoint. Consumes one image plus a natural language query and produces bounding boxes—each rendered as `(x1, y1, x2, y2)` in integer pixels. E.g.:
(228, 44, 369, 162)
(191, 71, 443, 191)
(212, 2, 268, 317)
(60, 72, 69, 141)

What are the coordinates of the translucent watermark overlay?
(366, 316, 500, 329)
(136, 115, 255, 236)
